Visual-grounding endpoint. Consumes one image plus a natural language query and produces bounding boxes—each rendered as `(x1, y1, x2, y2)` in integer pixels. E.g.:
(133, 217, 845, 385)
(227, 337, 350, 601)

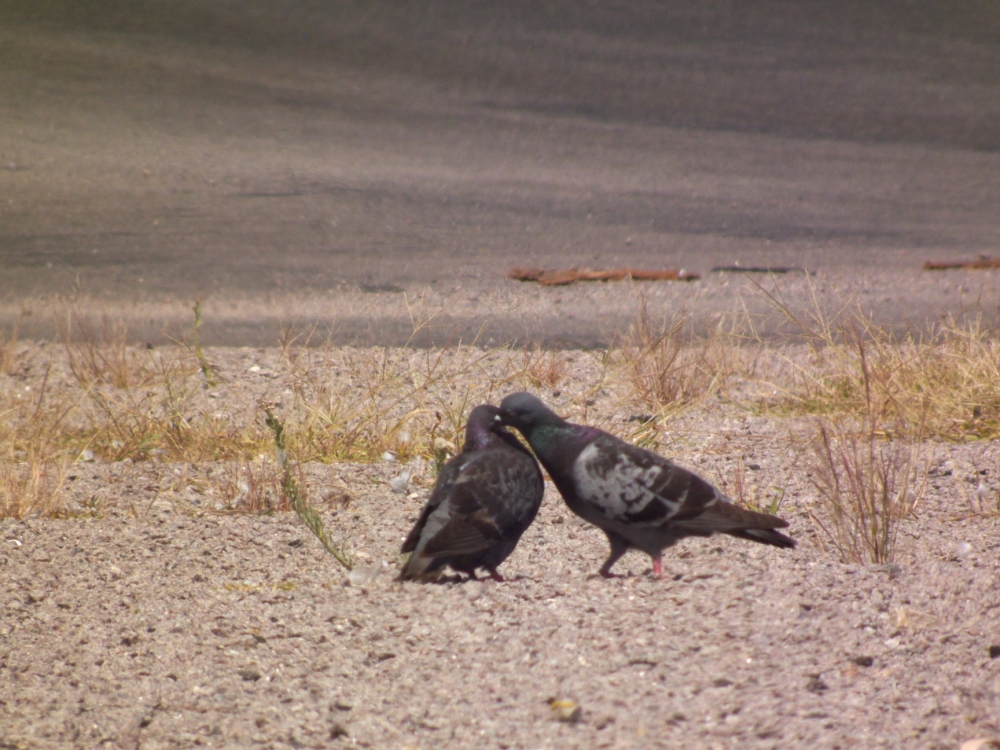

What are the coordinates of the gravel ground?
(2, 354, 999, 749)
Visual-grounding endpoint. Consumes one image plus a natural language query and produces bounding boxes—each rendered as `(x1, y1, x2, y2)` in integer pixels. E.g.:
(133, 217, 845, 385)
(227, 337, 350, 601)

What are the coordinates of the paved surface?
(2, 0, 999, 345)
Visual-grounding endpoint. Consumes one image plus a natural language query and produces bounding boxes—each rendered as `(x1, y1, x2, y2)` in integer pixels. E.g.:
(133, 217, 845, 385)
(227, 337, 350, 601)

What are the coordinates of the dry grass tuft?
(3, 288, 998, 540)
(798, 319, 930, 563)
(613, 298, 741, 416)
(0, 314, 22, 376)
(281, 344, 514, 463)
(57, 308, 265, 462)
(59, 311, 152, 390)
(806, 418, 927, 564)
(519, 346, 569, 389)
(0, 362, 79, 517)
(214, 457, 289, 514)
(724, 457, 789, 517)
(756, 284, 1000, 441)
(0, 460, 70, 519)
(958, 478, 1000, 518)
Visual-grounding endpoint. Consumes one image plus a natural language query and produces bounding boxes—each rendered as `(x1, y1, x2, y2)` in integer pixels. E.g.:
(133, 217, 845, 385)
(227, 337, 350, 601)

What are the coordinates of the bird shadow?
(414, 572, 536, 585)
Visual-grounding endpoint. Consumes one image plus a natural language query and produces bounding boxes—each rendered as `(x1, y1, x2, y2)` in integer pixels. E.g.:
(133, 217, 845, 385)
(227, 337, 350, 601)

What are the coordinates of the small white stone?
(390, 472, 411, 494)
(956, 541, 972, 559)
(347, 566, 379, 587)
(382, 451, 398, 463)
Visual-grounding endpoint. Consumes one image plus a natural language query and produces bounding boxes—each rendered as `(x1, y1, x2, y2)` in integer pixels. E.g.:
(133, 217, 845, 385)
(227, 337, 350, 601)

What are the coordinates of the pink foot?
(652, 557, 663, 578)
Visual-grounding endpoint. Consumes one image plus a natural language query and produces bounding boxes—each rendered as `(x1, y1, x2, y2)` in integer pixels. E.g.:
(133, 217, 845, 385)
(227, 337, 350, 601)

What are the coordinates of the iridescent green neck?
(523, 422, 585, 460)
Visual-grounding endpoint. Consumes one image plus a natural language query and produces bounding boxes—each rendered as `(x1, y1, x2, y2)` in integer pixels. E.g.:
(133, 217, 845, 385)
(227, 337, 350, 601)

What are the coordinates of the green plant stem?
(265, 408, 353, 571)
(192, 299, 218, 387)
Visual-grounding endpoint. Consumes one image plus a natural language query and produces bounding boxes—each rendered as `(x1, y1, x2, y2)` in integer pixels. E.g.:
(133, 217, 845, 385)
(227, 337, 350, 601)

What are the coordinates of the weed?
(754, 281, 1000, 441)
(0, 363, 79, 517)
(614, 298, 736, 415)
(806, 418, 926, 564)
(801, 318, 929, 563)
(0, 313, 22, 375)
(282, 343, 520, 463)
(214, 457, 287, 514)
(59, 311, 151, 389)
(520, 346, 569, 389)
(189, 299, 220, 386)
(956, 478, 1000, 518)
(726, 457, 788, 516)
(265, 408, 353, 570)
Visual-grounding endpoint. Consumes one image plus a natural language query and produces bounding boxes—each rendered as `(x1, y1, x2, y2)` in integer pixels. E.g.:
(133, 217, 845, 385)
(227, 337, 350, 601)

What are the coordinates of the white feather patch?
(573, 443, 674, 518)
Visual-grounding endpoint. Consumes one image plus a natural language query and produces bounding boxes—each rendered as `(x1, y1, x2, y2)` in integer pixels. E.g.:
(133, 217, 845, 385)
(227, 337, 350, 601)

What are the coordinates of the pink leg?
(652, 556, 663, 578)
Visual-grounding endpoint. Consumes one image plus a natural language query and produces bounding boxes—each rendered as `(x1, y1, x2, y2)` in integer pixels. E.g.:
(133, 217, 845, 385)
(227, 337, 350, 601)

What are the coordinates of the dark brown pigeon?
(497, 392, 794, 578)
(399, 404, 544, 581)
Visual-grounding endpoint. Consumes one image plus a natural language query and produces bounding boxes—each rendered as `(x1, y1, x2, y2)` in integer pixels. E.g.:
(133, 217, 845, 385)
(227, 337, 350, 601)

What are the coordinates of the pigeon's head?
(463, 404, 507, 450)
(497, 392, 566, 431)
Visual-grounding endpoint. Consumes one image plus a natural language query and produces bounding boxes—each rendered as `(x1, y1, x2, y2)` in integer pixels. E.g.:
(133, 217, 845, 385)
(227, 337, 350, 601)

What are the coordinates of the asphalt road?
(2, 0, 999, 345)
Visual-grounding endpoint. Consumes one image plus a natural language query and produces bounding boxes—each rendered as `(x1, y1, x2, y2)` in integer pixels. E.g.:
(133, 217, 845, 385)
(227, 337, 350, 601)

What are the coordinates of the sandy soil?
(2, 343, 1000, 749)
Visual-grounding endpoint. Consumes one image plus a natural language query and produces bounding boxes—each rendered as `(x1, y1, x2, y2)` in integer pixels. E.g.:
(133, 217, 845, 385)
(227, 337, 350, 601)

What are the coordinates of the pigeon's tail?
(397, 552, 436, 581)
(722, 503, 797, 548)
(726, 527, 797, 549)
(679, 500, 796, 548)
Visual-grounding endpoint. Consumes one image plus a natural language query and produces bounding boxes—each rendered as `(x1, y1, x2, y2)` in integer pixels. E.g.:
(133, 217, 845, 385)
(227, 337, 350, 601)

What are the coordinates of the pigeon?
(497, 392, 795, 578)
(399, 404, 544, 581)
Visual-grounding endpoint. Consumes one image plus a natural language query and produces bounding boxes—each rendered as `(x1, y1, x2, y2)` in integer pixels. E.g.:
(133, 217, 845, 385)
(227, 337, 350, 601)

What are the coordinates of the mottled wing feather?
(400, 455, 469, 553)
(422, 509, 503, 557)
(576, 435, 723, 525)
(403, 447, 542, 566)
(616, 441, 726, 517)
(618, 443, 792, 536)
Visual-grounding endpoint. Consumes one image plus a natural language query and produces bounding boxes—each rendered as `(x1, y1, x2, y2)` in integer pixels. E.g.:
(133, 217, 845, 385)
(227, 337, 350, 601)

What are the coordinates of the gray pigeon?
(399, 404, 544, 581)
(497, 392, 794, 578)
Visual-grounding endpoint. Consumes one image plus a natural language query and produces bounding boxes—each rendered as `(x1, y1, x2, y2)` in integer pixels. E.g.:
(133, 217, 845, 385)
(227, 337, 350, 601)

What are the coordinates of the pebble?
(347, 566, 380, 587)
(390, 472, 410, 494)
(549, 699, 582, 723)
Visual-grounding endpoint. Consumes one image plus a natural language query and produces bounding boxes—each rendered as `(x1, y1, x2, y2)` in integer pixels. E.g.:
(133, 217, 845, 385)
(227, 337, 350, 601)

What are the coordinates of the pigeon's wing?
(476, 447, 545, 525)
(406, 449, 535, 560)
(573, 434, 717, 524)
(605, 437, 791, 538)
(420, 508, 504, 557)
(400, 453, 471, 553)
